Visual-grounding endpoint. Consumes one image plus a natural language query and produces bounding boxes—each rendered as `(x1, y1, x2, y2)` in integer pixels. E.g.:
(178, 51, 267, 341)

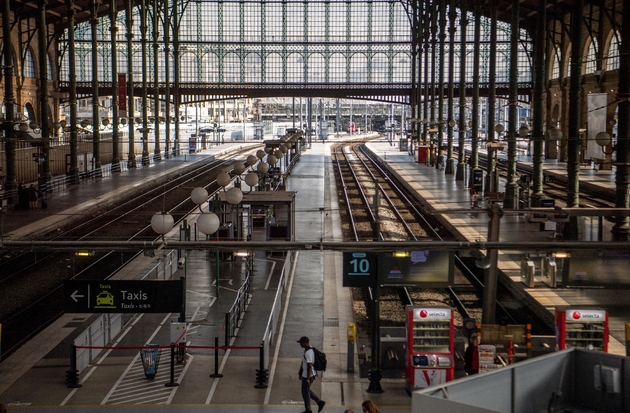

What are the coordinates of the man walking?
(297, 336, 326, 413)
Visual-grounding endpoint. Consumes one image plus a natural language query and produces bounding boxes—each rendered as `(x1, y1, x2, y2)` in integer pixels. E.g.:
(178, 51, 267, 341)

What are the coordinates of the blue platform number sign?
(343, 252, 377, 287)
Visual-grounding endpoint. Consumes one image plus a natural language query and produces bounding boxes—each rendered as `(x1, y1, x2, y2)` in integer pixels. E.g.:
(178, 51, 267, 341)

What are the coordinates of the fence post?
(65, 344, 82, 388)
(254, 342, 268, 388)
(210, 337, 223, 378)
(165, 343, 179, 387)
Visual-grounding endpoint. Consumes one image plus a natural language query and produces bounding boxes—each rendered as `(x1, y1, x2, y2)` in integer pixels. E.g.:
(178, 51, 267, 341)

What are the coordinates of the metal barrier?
(261, 250, 294, 374)
(224, 271, 251, 346)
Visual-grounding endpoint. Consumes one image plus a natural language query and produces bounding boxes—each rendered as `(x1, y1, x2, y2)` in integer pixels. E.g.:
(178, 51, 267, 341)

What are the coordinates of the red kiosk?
(555, 307, 608, 352)
(405, 306, 455, 390)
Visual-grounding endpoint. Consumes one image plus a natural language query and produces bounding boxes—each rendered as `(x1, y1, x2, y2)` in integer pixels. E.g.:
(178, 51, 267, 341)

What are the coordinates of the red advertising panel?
(405, 305, 454, 391)
(118, 73, 127, 112)
(555, 307, 608, 352)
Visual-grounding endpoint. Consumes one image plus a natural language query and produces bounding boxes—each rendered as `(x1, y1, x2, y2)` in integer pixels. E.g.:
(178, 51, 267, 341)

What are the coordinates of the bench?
(485, 192, 505, 203)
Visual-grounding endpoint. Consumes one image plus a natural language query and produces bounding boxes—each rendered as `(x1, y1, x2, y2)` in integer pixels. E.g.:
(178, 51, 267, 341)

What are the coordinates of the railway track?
(0, 152, 255, 360)
(333, 141, 550, 340)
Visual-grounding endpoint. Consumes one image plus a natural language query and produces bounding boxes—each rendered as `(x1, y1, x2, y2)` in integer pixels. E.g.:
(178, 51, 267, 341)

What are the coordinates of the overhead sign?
(343, 252, 377, 287)
(565, 250, 630, 287)
(64, 280, 183, 313)
(378, 250, 453, 287)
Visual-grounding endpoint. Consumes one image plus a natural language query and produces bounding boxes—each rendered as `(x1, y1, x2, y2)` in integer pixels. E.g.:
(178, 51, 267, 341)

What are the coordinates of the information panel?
(378, 251, 453, 287)
(565, 251, 630, 287)
(64, 280, 183, 313)
(343, 252, 378, 287)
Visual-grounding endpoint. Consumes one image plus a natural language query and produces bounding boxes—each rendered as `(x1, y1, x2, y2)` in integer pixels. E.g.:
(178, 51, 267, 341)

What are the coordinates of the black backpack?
(310, 347, 327, 372)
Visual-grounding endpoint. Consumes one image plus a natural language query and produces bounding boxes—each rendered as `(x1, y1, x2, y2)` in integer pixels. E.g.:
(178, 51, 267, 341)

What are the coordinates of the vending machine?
(405, 306, 455, 390)
(555, 307, 608, 352)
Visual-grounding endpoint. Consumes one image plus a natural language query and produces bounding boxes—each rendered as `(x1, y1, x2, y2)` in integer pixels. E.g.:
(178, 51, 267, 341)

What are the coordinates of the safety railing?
(261, 250, 294, 371)
(224, 269, 251, 346)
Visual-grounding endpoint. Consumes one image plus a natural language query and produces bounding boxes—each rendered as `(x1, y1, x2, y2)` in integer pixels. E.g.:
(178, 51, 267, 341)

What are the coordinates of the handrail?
(261, 250, 293, 369)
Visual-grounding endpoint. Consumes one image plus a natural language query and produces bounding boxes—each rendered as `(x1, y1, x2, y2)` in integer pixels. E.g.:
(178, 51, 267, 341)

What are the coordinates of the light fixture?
(245, 171, 259, 187)
(494, 124, 505, 134)
(257, 162, 269, 174)
(225, 187, 243, 205)
(233, 163, 246, 175)
(60, 120, 67, 128)
(518, 124, 530, 138)
(217, 172, 232, 187)
(393, 251, 410, 258)
(267, 155, 277, 165)
(151, 211, 175, 236)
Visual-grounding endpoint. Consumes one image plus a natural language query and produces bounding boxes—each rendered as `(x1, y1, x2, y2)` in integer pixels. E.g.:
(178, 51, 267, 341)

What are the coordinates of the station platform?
(364, 138, 628, 356)
(0, 136, 411, 413)
(1, 134, 627, 413)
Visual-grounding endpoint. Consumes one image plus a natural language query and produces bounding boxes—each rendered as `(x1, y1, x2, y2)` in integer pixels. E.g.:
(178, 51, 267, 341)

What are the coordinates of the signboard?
(379, 250, 453, 287)
(565, 309, 606, 322)
(64, 280, 183, 313)
(342, 252, 377, 287)
(564, 250, 630, 287)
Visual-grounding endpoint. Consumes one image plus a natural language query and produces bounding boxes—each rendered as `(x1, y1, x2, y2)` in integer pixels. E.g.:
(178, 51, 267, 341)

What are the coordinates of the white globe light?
(595, 131, 612, 147)
(29, 121, 40, 130)
(257, 162, 269, 174)
(280, 144, 288, 154)
(60, 120, 67, 128)
(494, 124, 505, 134)
(217, 172, 231, 187)
(246, 155, 258, 166)
(256, 149, 267, 159)
(151, 212, 174, 235)
(264, 146, 273, 154)
(518, 124, 530, 138)
(225, 187, 243, 205)
(102, 118, 110, 126)
(267, 155, 277, 165)
(80, 120, 90, 128)
(245, 171, 259, 186)
(274, 149, 283, 158)
(53, 121, 61, 129)
(233, 163, 246, 175)
(546, 126, 563, 142)
(120, 117, 128, 125)
(191, 187, 209, 205)
(198, 212, 220, 235)
(19, 123, 28, 132)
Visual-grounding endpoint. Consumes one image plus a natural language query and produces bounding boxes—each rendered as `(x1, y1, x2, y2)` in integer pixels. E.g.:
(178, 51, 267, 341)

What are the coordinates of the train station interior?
(1, 0, 630, 412)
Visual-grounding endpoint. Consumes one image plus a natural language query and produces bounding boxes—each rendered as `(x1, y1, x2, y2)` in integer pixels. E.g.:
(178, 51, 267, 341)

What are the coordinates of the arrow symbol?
(71, 290, 85, 302)
(229, 279, 234, 286)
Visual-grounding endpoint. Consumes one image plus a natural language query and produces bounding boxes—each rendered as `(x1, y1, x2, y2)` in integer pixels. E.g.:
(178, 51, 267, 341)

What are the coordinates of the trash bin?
(140, 344, 161, 379)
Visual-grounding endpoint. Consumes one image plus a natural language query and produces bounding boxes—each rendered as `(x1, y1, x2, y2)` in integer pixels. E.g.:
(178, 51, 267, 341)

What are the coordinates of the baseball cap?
(297, 336, 310, 344)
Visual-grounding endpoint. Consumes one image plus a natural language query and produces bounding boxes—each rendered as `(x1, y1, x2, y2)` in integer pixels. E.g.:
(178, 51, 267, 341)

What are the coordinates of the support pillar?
(503, 0, 520, 208)
(2, 0, 17, 196)
(485, 3, 498, 192)
(66, 0, 80, 185)
(90, 0, 102, 173)
(110, 0, 121, 172)
(455, 0, 468, 181)
(126, 0, 137, 168)
(530, 0, 547, 206)
(612, 0, 630, 240)
(564, 0, 584, 238)
(469, 4, 481, 189)
(38, 0, 53, 185)
(153, 0, 162, 161)
(445, 5, 457, 175)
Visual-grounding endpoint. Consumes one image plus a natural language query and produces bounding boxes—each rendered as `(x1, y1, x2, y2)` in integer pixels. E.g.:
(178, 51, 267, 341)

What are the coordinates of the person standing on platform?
(361, 400, 380, 413)
(297, 336, 326, 413)
(464, 333, 480, 375)
(28, 184, 39, 209)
